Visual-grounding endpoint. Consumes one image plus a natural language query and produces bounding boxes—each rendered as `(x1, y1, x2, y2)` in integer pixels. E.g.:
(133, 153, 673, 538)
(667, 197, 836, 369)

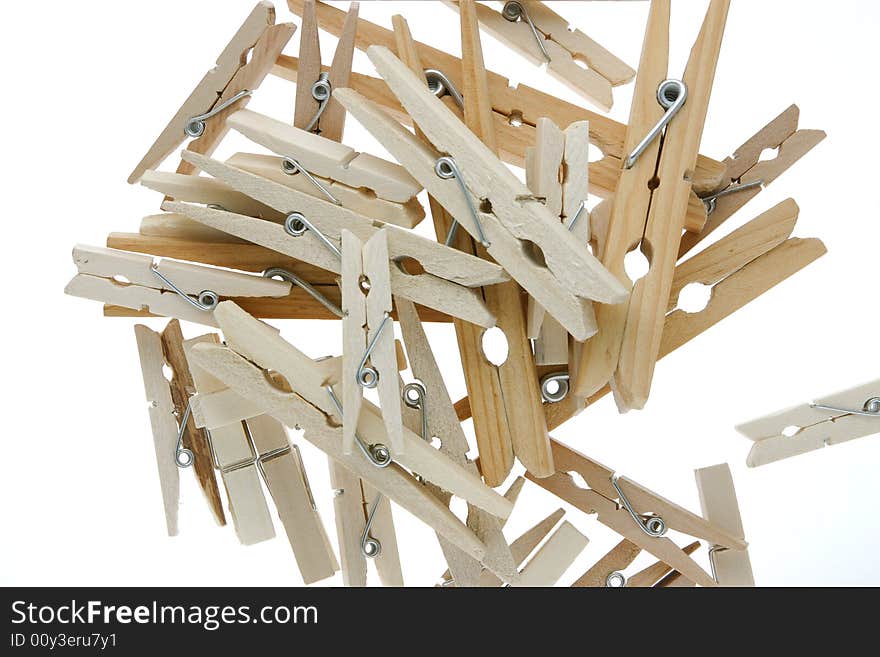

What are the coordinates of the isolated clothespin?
(682, 105, 826, 258)
(736, 380, 880, 468)
(64, 245, 292, 327)
(187, 304, 512, 563)
(329, 461, 403, 587)
(525, 118, 592, 367)
(528, 439, 746, 587)
(397, 296, 519, 586)
(227, 108, 424, 205)
(278, 0, 727, 223)
(341, 229, 404, 456)
(694, 464, 754, 586)
(294, 0, 359, 141)
(336, 48, 627, 341)
(133, 325, 182, 536)
(442, 0, 634, 111)
(163, 153, 507, 327)
(573, 0, 730, 411)
(128, 2, 295, 183)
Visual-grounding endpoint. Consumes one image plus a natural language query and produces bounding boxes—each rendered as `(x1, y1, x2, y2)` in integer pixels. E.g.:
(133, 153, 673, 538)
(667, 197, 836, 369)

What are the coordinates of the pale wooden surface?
(128, 2, 278, 183)
(160, 320, 225, 526)
(361, 481, 404, 587)
(627, 541, 700, 587)
(341, 230, 366, 456)
(247, 415, 339, 584)
(328, 460, 367, 587)
(316, 2, 360, 142)
(294, 0, 322, 130)
(391, 14, 513, 488)
(511, 521, 589, 587)
(737, 379, 880, 467)
(227, 152, 425, 228)
(571, 539, 641, 588)
(614, 0, 731, 411)
(184, 334, 275, 546)
(228, 108, 422, 202)
(133, 325, 180, 536)
(695, 464, 755, 587)
(176, 20, 296, 177)
(213, 302, 512, 519)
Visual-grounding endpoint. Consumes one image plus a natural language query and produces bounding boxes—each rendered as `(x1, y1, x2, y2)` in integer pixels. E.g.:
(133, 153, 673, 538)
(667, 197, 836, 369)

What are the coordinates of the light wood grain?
(511, 521, 589, 587)
(294, 0, 322, 130)
(318, 2, 360, 142)
(571, 539, 641, 588)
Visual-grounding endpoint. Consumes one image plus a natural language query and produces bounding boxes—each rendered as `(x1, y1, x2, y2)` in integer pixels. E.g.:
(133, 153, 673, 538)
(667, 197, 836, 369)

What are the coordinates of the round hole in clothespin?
(358, 275, 372, 295)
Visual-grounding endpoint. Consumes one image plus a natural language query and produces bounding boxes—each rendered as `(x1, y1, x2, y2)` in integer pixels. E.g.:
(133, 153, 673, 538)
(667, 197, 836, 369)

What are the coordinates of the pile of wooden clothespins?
(65, 0, 843, 587)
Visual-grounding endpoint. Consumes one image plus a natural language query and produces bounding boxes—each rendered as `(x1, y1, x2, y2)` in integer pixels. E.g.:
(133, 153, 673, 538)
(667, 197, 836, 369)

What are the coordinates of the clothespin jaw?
(442, 0, 634, 111)
(341, 229, 405, 456)
(65, 244, 292, 327)
(695, 464, 754, 587)
(128, 2, 294, 184)
(737, 380, 880, 467)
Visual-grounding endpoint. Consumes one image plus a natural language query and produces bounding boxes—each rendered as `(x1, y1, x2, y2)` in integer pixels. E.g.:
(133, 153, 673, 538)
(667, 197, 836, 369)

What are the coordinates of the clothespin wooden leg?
(134, 325, 180, 536)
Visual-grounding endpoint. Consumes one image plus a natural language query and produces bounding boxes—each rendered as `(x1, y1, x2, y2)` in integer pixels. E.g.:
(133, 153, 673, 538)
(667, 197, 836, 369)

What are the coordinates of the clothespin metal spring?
(185, 89, 253, 138)
(304, 72, 332, 133)
(280, 157, 342, 205)
(436, 157, 491, 248)
(151, 265, 219, 312)
(285, 212, 343, 260)
(811, 397, 880, 418)
(624, 79, 688, 170)
(361, 493, 383, 558)
(263, 267, 343, 318)
(605, 571, 627, 588)
(611, 475, 667, 538)
(356, 312, 393, 388)
(173, 398, 195, 468)
(502, 1, 551, 62)
(425, 69, 464, 110)
(541, 372, 571, 404)
(325, 386, 392, 468)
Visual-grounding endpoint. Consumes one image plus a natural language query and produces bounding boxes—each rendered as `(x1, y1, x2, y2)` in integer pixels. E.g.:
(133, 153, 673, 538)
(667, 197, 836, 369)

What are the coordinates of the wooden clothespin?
(329, 460, 403, 587)
(510, 521, 589, 587)
(571, 538, 702, 587)
(681, 105, 827, 258)
(397, 296, 519, 586)
(341, 229, 404, 456)
(527, 439, 746, 587)
(128, 2, 295, 183)
(293, 0, 359, 141)
(187, 337, 339, 582)
(336, 48, 627, 341)
(159, 320, 226, 526)
(573, 0, 731, 411)
(227, 108, 424, 205)
(185, 334, 276, 546)
(695, 464, 754, 586)
(133, 325, 182, 536)
(64, 245, 291, 327)
(736, 380, 880, 467)
(223, 152, 426, 228)
(442, 0, 634, 110)
(162, 152, 507, 328)
(525, 118, 592, 367)
(187, 304, 511, 563)
(278, 0, 727, 228)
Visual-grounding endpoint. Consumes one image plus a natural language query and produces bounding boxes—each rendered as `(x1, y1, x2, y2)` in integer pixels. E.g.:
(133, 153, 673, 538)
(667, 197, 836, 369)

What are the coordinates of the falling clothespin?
(336, 47, 627, 340)
(128, 2, 295, 183)
(397, 297, 519, 586)
(525, 118, 592, 369)
(329, 460, 403, 587)
(736, 380, 880, 467)
(695, 464, 754, 586)
(278, 0, 727, 226)
(64, 245, 292, 327)
(682, 105, 826, 258)
(573, 0, 730, 411)
(528, 440, 746, 587)
(341, 229, 404, 456)
(442, 0, 634, 110)
(293, 0, 359, 141)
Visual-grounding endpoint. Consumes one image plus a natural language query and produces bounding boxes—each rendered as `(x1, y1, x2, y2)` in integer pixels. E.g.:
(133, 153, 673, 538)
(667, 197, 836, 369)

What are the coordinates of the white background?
(1, 0, 878, 587)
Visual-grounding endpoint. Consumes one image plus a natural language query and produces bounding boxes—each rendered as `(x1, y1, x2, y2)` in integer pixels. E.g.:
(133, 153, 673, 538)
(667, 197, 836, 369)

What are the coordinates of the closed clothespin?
(736, 380, 880, 468)
(64, 245, 291, 327)
(277, 0, 727, 224)
(341, 229, 404, 456)
(573, 0, 730, 411)
(335, 47, 627, 341)
(695, 464, 754, 586)
(527, 439, 747, 587)
(526, 118, 592, 370)
(442, 0, 634, 111)
(128, 2, 295, 183)
(294, 0, 359, 141)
